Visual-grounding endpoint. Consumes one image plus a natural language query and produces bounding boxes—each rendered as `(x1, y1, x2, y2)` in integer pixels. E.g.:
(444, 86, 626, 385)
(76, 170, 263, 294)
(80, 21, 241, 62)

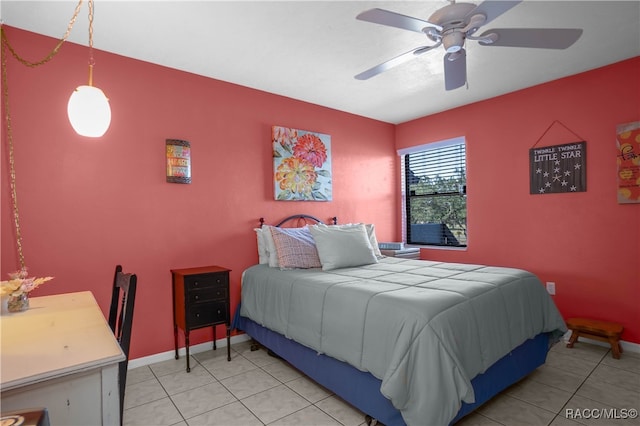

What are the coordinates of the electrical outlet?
(546, 282, 556, 295)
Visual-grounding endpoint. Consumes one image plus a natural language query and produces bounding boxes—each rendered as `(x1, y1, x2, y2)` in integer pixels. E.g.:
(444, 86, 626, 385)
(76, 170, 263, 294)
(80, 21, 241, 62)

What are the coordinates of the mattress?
(240, 257, 566, 425)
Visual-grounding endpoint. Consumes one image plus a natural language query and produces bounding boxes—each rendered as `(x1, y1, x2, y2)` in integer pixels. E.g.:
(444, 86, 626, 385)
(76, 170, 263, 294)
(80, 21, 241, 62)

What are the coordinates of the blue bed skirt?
(237, 315, 550, 425)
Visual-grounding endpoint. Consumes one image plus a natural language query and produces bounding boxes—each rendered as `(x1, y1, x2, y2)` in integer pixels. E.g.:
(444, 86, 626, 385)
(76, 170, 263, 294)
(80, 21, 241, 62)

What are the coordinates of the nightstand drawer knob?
(217, 309, 221, 315)
(195, 295, 199, 300)
(194, 281, 199, 287)
(196, 313, 200, 318)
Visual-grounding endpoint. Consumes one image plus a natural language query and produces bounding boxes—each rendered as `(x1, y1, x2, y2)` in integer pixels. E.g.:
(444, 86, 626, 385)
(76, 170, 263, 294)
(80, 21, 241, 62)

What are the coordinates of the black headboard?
(259, 215, 337, 228)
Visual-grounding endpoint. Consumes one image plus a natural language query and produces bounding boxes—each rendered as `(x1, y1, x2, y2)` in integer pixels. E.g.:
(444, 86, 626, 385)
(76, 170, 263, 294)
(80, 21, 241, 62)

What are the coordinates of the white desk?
(1, 291, 125, 425)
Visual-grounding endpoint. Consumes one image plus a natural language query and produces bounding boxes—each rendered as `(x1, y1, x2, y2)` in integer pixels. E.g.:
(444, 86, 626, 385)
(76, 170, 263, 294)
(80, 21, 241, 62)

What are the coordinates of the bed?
(237, 215, 566, 426)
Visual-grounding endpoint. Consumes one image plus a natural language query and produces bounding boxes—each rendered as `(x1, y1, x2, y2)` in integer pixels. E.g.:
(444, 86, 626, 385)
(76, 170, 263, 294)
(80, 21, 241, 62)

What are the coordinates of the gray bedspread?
(240, 257, 566, 425)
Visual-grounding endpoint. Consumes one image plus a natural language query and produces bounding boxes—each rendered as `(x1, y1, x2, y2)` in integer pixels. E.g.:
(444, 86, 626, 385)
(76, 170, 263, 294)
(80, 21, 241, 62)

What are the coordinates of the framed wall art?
(616, 121, 640, 204)
(529, 141, 586, 195)
(166, 139, 191, 184)
(272, 125, 332, 201)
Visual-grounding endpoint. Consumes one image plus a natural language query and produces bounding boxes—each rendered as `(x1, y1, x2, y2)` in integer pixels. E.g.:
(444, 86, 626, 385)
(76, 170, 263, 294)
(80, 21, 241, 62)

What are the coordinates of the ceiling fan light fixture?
(443, 31, 464, 53)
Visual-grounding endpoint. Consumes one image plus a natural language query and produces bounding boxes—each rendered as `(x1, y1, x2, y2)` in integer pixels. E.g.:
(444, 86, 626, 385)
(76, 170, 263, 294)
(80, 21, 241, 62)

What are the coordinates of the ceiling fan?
(354, 0, 583, 90)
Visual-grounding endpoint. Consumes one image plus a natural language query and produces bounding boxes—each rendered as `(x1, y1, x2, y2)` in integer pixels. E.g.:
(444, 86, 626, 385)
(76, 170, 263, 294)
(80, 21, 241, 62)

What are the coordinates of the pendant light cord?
(88, 0, 95, 86)
(1, 0, 84, 270)
(1, 0, 84, 67)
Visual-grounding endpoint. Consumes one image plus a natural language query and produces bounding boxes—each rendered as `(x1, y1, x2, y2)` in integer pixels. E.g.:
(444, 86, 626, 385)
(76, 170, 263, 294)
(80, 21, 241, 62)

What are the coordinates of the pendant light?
(67, 0, 111, 137)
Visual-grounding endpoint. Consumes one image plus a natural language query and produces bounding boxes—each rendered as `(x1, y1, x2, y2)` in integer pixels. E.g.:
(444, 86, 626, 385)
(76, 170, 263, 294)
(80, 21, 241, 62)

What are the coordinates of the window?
(400, 137, 467, 247)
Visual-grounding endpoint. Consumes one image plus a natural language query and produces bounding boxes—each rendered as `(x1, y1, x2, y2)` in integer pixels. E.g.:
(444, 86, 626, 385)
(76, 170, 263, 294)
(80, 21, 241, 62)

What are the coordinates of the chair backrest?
(108, 264, 137, 425)
(109, 265, 137, 358)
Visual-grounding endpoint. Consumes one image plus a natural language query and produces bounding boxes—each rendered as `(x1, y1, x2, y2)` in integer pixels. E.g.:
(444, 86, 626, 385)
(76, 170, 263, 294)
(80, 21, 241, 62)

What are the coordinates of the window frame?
(399, 137, 468, 248)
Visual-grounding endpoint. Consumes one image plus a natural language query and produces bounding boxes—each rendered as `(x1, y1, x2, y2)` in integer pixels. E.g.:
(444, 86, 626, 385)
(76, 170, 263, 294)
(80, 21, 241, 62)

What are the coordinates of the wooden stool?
(566, 317, 623, 359)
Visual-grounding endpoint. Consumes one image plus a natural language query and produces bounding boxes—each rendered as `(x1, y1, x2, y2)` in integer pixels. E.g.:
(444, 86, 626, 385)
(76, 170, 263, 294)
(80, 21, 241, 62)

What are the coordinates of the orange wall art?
(616, 121, 640, 203)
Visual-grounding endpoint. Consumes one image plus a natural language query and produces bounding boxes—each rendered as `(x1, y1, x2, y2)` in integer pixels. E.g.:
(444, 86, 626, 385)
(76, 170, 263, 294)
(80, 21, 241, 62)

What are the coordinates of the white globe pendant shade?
(67, 85, 111, 137)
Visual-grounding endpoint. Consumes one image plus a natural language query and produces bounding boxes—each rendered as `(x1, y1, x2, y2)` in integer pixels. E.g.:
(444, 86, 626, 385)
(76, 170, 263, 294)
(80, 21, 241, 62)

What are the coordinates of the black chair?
(108, 265, 137, 426)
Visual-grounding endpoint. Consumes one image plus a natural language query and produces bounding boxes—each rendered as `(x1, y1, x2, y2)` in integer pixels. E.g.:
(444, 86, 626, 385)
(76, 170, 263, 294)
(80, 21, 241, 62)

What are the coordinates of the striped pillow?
(270, 226, 322, 269)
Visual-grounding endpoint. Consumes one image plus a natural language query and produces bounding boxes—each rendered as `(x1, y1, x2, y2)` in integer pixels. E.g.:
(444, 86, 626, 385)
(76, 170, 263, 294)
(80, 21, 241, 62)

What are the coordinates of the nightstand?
(171, 265, 231, 372)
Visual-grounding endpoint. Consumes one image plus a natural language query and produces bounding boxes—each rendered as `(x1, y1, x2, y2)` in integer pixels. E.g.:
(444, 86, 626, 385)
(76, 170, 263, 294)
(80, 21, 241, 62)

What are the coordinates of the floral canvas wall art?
(273, 126, 332, 201)
(616, 121, 640, 203)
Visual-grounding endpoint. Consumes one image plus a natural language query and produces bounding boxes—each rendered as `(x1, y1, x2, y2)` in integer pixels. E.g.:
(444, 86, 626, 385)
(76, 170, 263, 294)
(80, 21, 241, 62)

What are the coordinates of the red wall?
(397, 57, 640, 343)
(2, 27, 638, 361)
(0, 27, 398, 359)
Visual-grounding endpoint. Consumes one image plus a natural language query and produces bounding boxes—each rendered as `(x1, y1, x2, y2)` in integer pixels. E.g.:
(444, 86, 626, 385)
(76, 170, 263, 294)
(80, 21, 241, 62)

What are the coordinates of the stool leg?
(566, 331, 579, 348)
(610, 338, 621, 359)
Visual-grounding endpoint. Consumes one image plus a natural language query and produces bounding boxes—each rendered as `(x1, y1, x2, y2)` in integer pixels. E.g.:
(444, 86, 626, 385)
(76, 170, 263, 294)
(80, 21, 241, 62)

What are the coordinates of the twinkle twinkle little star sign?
(529, 141, 586, 195)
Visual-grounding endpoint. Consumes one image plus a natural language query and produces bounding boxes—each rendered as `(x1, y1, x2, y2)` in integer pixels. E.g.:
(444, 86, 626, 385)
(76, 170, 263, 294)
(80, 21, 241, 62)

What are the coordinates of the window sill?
(406, 244, 468, 252)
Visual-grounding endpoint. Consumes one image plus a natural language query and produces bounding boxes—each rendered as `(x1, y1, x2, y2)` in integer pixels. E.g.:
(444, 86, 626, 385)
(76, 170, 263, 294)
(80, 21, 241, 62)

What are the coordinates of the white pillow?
(309, 224, 378, 271)
(363, 223, 383, 259)
(261, 225, 280, 268)
(315, 223, 383, 258)
(254, 228, 269, 264)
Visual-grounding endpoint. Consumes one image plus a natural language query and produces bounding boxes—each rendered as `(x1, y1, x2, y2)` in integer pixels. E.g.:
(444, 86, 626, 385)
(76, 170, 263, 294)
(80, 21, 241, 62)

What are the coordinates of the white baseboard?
(561, 330, 640, 354)
(127, 334, 251, 370)
(620, 340, 640, 354)
(128, 331, 639, 370)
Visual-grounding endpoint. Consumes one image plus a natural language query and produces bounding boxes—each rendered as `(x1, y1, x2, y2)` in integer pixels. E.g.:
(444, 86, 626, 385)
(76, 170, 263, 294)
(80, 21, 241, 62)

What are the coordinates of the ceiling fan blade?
(478, 28, 583, 49)
(356, 8, 442, 33)
(355, 44, 440, 80)
(444, 49, 467, 91)
(465, 1, 522, 27)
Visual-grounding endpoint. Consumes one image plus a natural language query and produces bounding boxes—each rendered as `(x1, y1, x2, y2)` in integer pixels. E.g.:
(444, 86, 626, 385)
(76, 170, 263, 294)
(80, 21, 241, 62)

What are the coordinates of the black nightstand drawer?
(172, 265, 232, 372)
(188, 287, 228, 304)
(186, 273, 228, 291)
(188, 302, 228, 327)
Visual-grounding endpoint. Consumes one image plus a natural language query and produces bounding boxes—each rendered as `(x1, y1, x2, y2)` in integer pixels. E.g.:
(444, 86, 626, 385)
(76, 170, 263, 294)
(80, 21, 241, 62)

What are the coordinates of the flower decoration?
(1, 268, 54, 297)
(272, 126, 332, 201)
(275, 157, 318, 197)
(273, 126, 299, 151)
(293, 134, 328, 168)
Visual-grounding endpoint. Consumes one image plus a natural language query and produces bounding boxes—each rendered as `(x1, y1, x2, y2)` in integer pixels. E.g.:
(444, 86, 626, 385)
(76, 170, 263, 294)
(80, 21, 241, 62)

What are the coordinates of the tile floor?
(124, 340, 640, 426)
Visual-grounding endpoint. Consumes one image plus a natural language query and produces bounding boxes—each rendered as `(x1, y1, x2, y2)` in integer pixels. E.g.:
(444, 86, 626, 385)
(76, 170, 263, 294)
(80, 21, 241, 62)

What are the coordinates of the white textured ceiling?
(1, 1, 639, 124)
